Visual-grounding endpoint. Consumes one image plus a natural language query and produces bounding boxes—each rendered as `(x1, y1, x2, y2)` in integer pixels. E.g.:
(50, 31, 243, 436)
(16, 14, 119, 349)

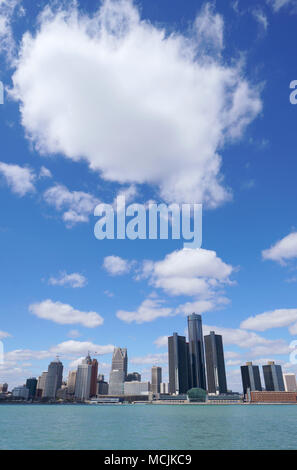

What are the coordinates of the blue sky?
(1, 0, 297, 392)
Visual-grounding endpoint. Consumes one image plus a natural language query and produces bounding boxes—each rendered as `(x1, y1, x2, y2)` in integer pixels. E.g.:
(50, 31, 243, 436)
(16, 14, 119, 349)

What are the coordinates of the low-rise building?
(249, 391, 297, 403)
(124, 381, 150, 396)
(207, 393, 243, 404)
(12, 386, 29, 400)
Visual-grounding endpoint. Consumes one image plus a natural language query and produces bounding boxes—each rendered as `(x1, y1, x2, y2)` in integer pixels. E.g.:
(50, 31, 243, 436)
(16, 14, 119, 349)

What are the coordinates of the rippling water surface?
(0, 404, 296, 450)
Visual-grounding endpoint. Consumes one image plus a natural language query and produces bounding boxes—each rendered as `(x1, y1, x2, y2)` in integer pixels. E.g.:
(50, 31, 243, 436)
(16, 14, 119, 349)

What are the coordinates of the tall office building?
(168, 333, 189, 394)
(111, 348, 128, 376)
(75, 356, 92, 401)
(204, 331, 227, 394)
(262, 361, 285, 391)
(151, 366, 162, 394)
(67, 371, 77, 395)
(43, 359, 63, 399)
(0, 383, 8, 393)
(241, 362, 262, 395)
(37, 372, 47, 397)
(283, 373, 297, 392)
(26, 378, 37, 399)
(187, 313, 206, 390)
(109, 348, 128, 395)
(90, 359, 98, 397)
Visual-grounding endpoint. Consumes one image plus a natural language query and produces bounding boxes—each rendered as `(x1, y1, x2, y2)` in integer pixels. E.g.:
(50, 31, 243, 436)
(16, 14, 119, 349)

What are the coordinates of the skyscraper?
(0, 383, 8, 393)
(241, 362, 262, 395)
(283, 373, 297, 392)
(75, 356, 92, 401)
(187, 313, 206, 390)
(43, 359, 63, 399)
(67, 370, 77, 395)
(109, 348, 128, 395)
(26, 377, 37, 399)
(37, 372, 47, 397)
(204, 331, 227, 394)
(151, 366, 162, 394)
(111, 348, 128, 376)
(90, 358, 98, 397)
(168, 333, 189, 394)
(262, 361, 285, 391)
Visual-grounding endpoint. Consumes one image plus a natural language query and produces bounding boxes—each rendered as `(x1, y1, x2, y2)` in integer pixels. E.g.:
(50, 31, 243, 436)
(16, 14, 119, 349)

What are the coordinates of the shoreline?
(1, 401, 297, 406)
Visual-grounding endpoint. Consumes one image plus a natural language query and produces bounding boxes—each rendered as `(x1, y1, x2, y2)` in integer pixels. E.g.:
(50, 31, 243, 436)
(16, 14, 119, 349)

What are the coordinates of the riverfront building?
(124, 381, 150, 395)
(204, 331, 227, 394)
(67, 371, 77, 395)
(168, 333, 189, 394)
(262, 361, 285, 392)
(151, 366, 162, 394)
(187, 314, 206, 390)
(109, 348, 128, 395)
(12, 386, 29, 400)
(241, 362, 262, 396)
(43, 359, 63, 399)
(250, 391, 297, 403)
(26, 378, 37, 399)
(75, 356, 92, 401)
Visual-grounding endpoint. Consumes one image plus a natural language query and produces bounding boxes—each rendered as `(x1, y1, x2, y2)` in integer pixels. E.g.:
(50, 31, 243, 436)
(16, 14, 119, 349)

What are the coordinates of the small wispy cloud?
(48, 272, 87, 288)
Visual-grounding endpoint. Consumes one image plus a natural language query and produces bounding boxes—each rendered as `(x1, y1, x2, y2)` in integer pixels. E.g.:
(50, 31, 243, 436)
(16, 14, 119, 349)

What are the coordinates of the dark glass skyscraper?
(262, 361, 285, 391)
(168, 333, 189, 394)
(26, 377, 37, 399)
(187, 313, 206, 390)
(204, 331, 227, 394)
(241, 362, 262, 395)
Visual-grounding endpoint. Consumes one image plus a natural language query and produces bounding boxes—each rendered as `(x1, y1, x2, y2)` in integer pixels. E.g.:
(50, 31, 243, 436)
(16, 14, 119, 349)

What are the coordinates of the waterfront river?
(0, 404, 296, 450)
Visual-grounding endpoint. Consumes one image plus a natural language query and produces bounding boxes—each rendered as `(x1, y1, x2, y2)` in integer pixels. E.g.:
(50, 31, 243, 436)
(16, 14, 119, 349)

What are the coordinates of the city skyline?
(3, 314, 293, 402)
(1, 0, 297, 394)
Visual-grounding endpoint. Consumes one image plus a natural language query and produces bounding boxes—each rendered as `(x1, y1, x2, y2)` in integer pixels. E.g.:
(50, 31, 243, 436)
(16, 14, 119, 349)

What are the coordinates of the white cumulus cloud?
(262, 232, 297, 264)
(117, 297, 174, 324)
(203, 324, 289, 354)
(103, 255, 133, 276)
(11, 0, 261, 207)
(149, 247, 234, 298)
(0, 162, 35, 196)
(44, 184, 99, 226)
(50, 340, 114, 356)
(241, 308, 297, 334)
(29, 299, 104, 328)
(130, 352, 168, 365)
